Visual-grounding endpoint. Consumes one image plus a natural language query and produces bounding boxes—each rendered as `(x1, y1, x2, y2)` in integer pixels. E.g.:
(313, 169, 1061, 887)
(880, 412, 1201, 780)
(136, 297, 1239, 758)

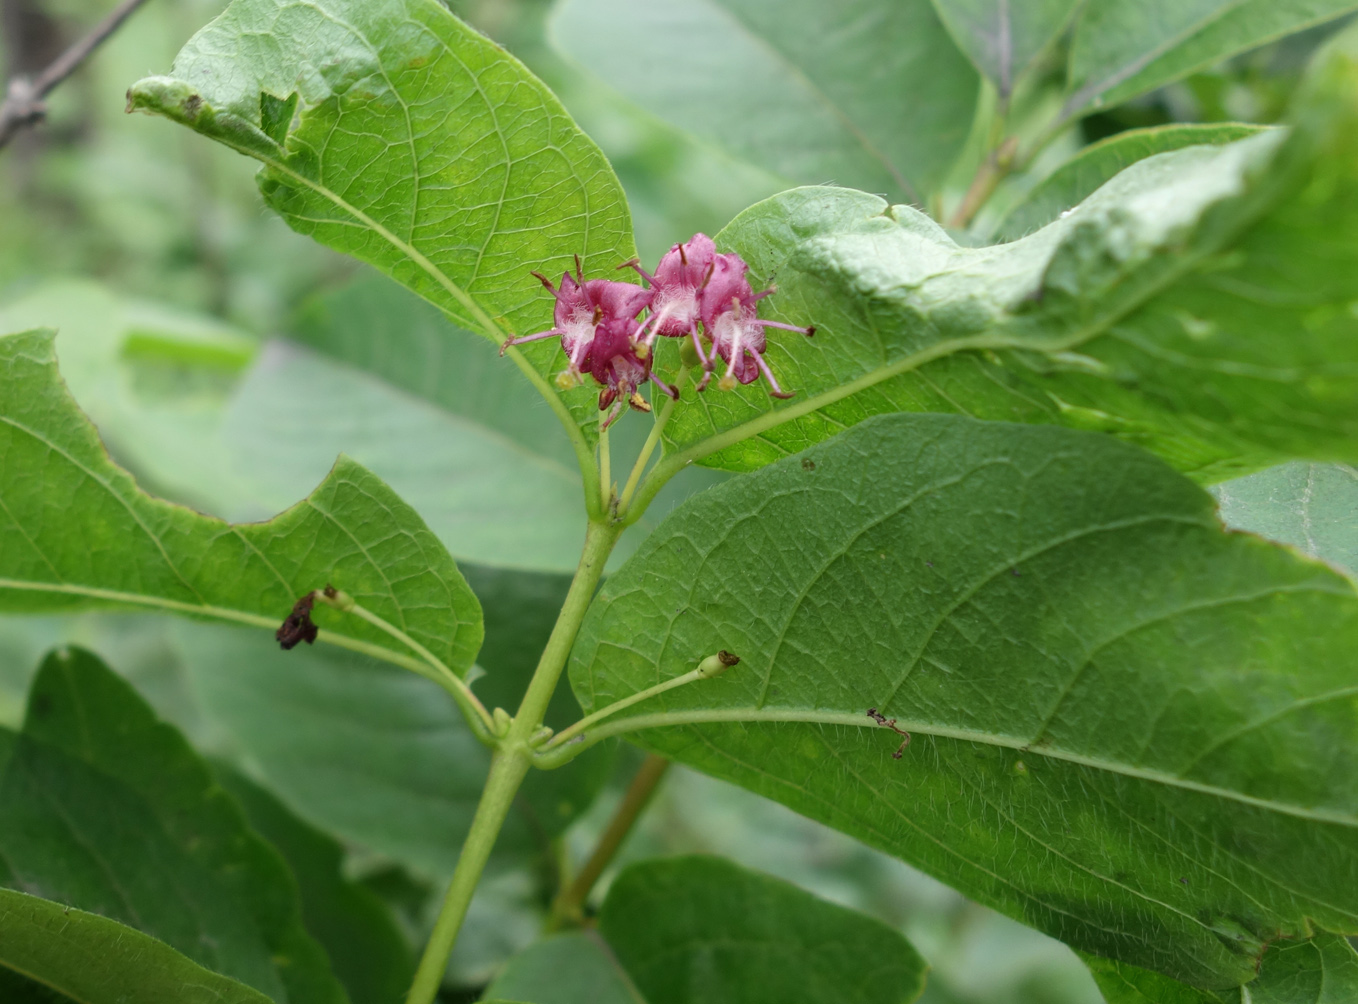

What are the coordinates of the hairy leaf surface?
(0, 888, 274, 1004)
(127, 0, 637, 437)
(549, 0, 979, 204)
(571, 414, 1358, 987)
(659, 47, 1358, 479)
(0, 328, 482, 678)
(0, 648, 343, 1002)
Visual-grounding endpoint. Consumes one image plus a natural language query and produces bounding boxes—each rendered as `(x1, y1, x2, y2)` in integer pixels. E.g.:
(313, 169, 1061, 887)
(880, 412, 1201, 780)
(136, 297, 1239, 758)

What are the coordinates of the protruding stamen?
(574, 253, 584, 283)
(627, 390, 653, 413)
(697, 261, 714, 290)
(754, 352, 795, 399)
(500, 328, 561, 356)
(678, 242, 687, 266)
(753, 319, 814, 336)
(620, 257, 658, 286)
(650, 374, 680, 401)
(592, 305, 603, 325)
(531, 270, 563, 300)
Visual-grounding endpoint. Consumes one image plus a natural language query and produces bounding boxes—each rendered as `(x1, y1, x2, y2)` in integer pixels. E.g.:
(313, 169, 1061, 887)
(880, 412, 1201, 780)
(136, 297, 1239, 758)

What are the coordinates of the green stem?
(512, 520, 621, 738)
(619, 366, 688, 515)
(548, 754, 670, 928)
(405, 750, 530, 1004)
(541, 667, 704, 752)
(403, 519, 622, 1003)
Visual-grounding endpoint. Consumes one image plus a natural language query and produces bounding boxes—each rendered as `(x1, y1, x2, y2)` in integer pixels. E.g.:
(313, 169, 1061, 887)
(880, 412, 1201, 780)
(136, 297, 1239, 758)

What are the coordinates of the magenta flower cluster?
(501, 234, 813, 426)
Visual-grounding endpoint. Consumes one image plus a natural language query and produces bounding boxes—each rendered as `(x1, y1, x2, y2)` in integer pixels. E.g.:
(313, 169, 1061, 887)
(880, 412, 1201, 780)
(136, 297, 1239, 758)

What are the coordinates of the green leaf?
(548, 0, 980, 204)
(0, 647, 345, 1002)
(1245, 934, 1358, 1003)
(931, 0, 1082, 97)
(570, 413, 1358, 987)
(1085, 955, 1230, 1003)
(484, 932, 646, 1004)
(0, 888, 275, 1004)
(657, 44, 1358, 480)
(599, 856, 927, 1004)
(994, 123, 1270, 241)
(0, 328, 482, 681)
(1088, 934, 1358, 1004)
(127, 0, 637, 438)
(1214, 463, 1358, 581)
(213, 765, 414, 1004)
(1065, 0, 1358, 115)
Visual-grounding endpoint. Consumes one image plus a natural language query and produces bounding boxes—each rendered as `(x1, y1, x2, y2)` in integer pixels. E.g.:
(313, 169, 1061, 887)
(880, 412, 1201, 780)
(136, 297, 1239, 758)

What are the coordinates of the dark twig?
(867, 707, 911, 759)
(549, 754, 670, 928)
(0, 0, 152, 150)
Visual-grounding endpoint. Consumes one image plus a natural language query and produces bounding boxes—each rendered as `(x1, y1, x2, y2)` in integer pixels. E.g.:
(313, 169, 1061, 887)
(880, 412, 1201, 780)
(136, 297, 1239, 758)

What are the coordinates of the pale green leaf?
(1, 647, 344, 1002)
(656, 43, 1358, 480)
(127, 0, 637, 438)
(1066, 0, 1358, 114)
(0, 328, 482, 680)
(548, 0, 980, 204)
(1214, 463, 1358, 581)
(484, 932, 646, 1004)
(994, 123, 1270, 241)
(932, 0, 1083, 97)
(599, 856, 927, 1004)
(570, 413, 1358, 987)
(0, 888, 274, 1004)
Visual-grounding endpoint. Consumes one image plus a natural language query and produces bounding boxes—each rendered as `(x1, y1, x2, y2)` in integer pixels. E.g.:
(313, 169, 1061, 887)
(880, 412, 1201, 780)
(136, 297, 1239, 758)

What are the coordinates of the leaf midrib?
(583, 706, 1358, 828)
(0, 579, 434, 680)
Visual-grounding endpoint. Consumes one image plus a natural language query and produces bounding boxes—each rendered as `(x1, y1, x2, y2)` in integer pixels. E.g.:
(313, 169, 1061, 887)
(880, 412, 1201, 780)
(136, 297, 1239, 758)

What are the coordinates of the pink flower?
(501, 257, 672, 426)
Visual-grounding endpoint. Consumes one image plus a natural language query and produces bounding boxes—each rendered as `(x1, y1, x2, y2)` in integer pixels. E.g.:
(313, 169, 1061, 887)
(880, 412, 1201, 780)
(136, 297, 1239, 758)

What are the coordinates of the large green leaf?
(0, 279, 590, 572)
(599, 856, 927, 1004)
(0, 647, 344, 1002)
(1214, 463, 1358, 580)
(569, 413, 1358, 988)
(548, 0, 979, 204)
(656, 41, 1358, 480)
(214, 765, 414, 1004)
(485, 856, 928, 1004)
(1065, 0, 1358, 115)
(127, 0, 637, 438)
(931, 0, 1082, 97)
(0, 328, 482, 680)
(0, 888, 274, 1004)
(483, 932, 644, 1004)
(994, 124, 1270, 241)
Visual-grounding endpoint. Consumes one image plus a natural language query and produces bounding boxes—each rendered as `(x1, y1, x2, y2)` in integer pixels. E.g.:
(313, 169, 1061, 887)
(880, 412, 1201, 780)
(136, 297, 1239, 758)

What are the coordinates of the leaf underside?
(571, 412, 1358, 989)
